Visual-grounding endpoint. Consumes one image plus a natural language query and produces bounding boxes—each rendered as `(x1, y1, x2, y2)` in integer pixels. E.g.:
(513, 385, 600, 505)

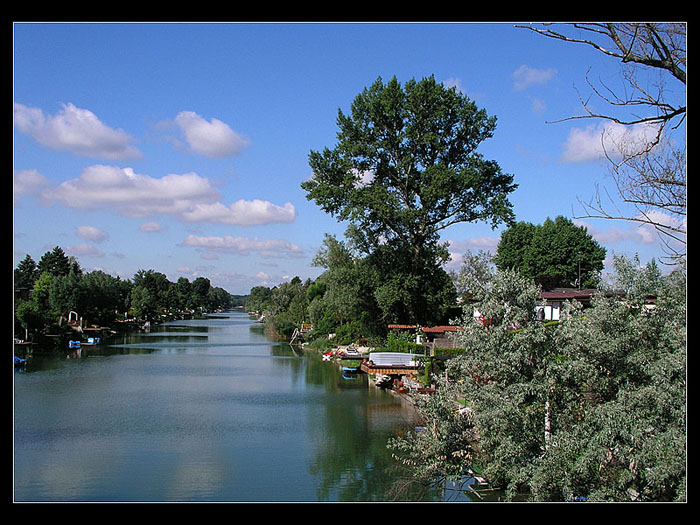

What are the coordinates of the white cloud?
(14, 103, 141, 160)
(512, 65, 556, 91)
(14, 169, 48, 198)
(139, 222, 164, 233)
(66, 242, 104, 257)
(43, 165, 219, 217)
(40, 165, 295, 226)
(181, 200, 297, 226)
(574, 217, 688, 252)
(561, 121, 661, 163)
(444, 237, 501, 271)
(76, 225, 109, 243)
(174, 111, 249, 158)
(442, 77, 464, 93)
(183, 234, 305, 259)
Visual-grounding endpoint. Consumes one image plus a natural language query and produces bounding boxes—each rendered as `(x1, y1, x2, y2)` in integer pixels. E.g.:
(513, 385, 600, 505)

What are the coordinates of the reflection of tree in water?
(304, 353, 440, 501)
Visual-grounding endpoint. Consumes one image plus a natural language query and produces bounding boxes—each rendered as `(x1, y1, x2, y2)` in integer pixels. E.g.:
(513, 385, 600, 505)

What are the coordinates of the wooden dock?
(360, 362, 420, 375)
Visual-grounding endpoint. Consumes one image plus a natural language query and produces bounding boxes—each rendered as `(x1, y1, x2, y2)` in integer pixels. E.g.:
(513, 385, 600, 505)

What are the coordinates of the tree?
(303, 75, 516, 324)
(391, 255, 685, 501)
(516, 23, 686, 263)
(128, 285, 157, 321)
(14, 254, 38, 290)
(175, 277, 193, 310)
(79, 271, 125, 326)
(16, 271, 60, 333)
(37, 246, 80, 277)
(191, 277, 211, 310)
(246, 286, 272, 313)
(495, 216, 606, 289)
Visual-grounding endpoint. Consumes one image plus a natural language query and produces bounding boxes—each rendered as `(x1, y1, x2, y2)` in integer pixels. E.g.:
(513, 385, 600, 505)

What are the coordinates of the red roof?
(388, 324, 462, 333)
(421, 326, 462, 333)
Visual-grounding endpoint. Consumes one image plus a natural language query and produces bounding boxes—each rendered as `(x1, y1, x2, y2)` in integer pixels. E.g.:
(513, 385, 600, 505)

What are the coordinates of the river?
(13, 311, 442, 502)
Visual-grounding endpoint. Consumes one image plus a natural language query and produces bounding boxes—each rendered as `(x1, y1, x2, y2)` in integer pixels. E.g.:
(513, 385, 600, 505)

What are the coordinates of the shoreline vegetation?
(15, 57, 686, 501)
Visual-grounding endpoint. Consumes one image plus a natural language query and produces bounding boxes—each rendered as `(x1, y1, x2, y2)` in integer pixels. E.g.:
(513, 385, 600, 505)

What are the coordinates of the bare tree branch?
(516, 22, 686, 263)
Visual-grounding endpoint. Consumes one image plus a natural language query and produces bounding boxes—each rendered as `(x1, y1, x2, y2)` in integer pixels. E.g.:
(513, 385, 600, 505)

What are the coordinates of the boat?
(341, 359, 362, 372)
(69, 337, 101, 349)
(14, 356, 27, 368)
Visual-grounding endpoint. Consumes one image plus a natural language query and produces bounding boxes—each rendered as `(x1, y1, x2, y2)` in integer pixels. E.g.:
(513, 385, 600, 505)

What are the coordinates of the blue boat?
(14, 356, 27, 368)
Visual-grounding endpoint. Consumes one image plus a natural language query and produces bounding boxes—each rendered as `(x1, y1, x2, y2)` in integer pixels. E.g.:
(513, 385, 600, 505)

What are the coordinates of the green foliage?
(390, 255, 686, 501)
(246, 286, 273, 313)
(382, 332, 427, 354)
(495, 216, 606, 289)
(14, 247, 235, 337)
(303, 75, 516, 325)
(14, 254, 38, 290)
(37, 246, 80, 277)
(433, 347, 467, 358)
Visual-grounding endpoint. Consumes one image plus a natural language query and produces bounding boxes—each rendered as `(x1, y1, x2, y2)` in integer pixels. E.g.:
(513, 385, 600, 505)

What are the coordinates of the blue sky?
(13, 22, 682, 294)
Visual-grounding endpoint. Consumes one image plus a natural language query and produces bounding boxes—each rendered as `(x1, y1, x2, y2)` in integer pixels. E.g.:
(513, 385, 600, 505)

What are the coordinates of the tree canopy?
(303, 75, 516, 261)
(389, 254, 686, 501)
(495, 216, 606, 289)
(302, 75, 516, 325)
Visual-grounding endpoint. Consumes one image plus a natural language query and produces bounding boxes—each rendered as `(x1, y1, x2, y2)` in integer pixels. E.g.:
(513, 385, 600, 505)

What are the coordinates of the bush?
(271, 311, 298, 337)
(385, 332, 427, 354)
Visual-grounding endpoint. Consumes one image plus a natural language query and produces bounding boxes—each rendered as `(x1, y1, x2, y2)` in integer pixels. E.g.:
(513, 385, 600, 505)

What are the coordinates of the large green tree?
(495, 216, 606, 289)
(302, 75, 516, 324)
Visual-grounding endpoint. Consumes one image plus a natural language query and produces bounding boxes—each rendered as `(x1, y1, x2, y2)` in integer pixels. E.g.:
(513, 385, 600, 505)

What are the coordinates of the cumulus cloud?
(183, 234, 305, 259)
(65, 242, 104, 257)
(139, 221, 165, 233)
(181, 200, 296, 226)
(76, 225, 109, 243)
(512, 65, 556, 91)
(40, 165, 295, 226)
(561, 121, 661, 163)
(14, 102, 141, 160)
(14, 169, 49, 199)
(43, 165, 219, 217)
(174, 111, 249, 158)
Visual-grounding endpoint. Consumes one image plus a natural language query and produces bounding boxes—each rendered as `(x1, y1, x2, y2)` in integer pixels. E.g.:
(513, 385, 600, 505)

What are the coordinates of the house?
(538, 288, 597, 321)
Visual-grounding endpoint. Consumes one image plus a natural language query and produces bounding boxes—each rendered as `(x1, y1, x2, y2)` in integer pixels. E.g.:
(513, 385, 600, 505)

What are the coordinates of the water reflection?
(14, 311, 438, 502)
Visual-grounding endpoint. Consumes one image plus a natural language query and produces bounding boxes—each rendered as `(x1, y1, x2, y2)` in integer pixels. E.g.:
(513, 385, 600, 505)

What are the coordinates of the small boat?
(70, 337, 101, 349)
(14, 356, 27, 368)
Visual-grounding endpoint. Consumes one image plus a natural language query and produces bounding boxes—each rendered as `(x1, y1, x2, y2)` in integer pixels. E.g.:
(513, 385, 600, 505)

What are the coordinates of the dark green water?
(13, 311, 439, 502)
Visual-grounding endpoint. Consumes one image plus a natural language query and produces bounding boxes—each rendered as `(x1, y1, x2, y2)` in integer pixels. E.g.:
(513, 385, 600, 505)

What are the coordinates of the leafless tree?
(516, 23, 686, 263)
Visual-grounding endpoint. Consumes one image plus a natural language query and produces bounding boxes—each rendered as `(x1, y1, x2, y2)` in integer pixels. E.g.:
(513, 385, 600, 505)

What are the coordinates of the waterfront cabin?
(538, 289, 596, 321)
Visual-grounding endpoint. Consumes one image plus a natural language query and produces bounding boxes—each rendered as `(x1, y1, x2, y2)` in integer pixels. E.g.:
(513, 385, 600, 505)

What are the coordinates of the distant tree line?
(14, 246, 239, 340)
(248, 215, 607, 344)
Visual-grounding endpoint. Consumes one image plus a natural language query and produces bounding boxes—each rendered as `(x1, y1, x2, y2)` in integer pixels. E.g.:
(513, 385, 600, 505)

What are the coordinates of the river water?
(13, 311, 440, 502)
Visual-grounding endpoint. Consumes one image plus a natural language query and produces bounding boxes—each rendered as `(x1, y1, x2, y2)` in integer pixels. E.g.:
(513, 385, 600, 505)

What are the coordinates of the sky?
(13, 22, 685, 295)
